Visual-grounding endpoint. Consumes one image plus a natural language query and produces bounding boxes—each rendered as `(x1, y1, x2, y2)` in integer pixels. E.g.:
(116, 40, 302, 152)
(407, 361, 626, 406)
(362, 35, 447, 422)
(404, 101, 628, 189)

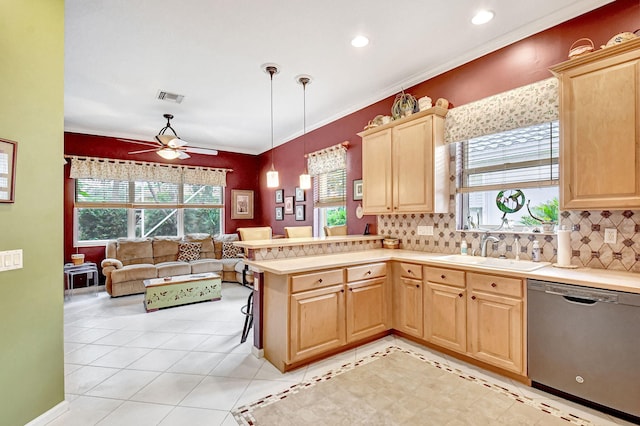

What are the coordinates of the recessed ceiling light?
(351, 35, 369, 47)
(472, 10, 494, 25)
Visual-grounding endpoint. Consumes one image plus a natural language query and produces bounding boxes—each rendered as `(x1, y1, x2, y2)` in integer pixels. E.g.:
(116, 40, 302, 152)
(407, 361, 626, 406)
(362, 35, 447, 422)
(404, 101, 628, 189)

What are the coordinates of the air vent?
(157, 91, 185, 104)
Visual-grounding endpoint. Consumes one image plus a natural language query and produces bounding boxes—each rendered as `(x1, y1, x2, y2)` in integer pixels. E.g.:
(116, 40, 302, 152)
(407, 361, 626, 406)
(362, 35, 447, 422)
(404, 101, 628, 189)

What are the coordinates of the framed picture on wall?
(275, 189, 284, 203)
(275, 206, 284, 221)
(295, 187, 305, 202)
(295, 204, 305, 221)
(0, 138, 17, 203)
(353, 179, 363, 201)
(231, 189, 254, 219)
(284, 196, 294, 214)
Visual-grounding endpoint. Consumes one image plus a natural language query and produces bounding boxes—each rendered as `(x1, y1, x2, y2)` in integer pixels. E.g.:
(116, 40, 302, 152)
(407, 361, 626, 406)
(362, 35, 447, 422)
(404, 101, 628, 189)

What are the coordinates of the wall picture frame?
(275, 206, 284, 221)
(295, 187, 305, 202)
(284, 196, 294, 214)
(353, 179, 363, 201)
(275, 189, 284, 203)
(295, 204, 305, 221)
(231, 189, 254, 219)
(0, 138, 17, 203)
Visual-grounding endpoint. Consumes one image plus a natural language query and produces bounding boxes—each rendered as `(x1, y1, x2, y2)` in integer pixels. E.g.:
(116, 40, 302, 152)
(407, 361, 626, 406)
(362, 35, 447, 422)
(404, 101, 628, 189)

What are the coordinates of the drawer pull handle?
(441, 274, 446, 279)
(471, 295, 476, 300)
(491, 282, 497, 288)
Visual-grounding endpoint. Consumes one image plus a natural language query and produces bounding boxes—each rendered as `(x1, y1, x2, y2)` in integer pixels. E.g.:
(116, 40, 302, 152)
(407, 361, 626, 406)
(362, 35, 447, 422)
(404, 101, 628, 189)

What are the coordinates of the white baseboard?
(252, 345, 264, 359)
(25, 400, 69, 426)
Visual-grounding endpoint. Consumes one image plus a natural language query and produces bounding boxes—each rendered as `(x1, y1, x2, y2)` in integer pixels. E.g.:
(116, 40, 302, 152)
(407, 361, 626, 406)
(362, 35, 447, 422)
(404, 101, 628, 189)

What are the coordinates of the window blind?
(314, 168, 346, 207)
(458, 121, 559, 193)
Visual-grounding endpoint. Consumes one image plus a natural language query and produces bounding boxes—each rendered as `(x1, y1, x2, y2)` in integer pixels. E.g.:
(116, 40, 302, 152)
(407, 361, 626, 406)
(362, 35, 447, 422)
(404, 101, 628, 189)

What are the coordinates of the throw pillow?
(178, 242, 201, 262)
(222, 241, 243, 259)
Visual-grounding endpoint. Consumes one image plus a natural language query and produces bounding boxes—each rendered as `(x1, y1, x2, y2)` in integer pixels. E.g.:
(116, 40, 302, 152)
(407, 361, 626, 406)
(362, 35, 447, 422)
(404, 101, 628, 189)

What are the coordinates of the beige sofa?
(101, 234, 246, 297)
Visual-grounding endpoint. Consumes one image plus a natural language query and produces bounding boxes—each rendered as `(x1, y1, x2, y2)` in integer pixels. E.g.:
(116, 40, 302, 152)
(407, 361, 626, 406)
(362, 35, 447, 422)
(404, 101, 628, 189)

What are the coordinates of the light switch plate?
(604, 228, 617, 244)
(0, 249, 22, 272)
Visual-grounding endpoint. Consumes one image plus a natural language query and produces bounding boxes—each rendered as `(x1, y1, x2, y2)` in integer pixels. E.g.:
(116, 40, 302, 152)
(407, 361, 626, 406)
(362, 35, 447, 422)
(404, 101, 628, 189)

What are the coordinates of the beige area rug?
(233, 346, 595, 426)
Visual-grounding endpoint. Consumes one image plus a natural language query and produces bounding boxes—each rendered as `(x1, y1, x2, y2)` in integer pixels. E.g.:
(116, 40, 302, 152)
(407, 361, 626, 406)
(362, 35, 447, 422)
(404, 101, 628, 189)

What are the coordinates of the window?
(74, 178, 223, 245)
(457, 121, 559, 229)
(313, 168, 346, 236)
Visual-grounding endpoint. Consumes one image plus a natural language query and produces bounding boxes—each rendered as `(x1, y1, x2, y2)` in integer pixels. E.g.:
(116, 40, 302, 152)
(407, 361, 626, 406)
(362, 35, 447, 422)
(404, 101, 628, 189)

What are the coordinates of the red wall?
(63, 0, 640, 267)
(64, 132, 262, 265)
(256, 0, 640, 235)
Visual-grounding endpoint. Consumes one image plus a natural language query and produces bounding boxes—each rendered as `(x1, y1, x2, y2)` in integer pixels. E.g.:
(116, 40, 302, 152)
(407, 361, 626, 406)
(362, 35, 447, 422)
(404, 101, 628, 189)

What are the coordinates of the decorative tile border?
(250, 239, 383, 261)
(232, 345, 594, 426)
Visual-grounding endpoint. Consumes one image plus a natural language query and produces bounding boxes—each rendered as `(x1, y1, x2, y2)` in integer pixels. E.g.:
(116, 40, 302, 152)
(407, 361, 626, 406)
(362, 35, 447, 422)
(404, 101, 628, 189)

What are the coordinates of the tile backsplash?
(375, 152, 640, 272)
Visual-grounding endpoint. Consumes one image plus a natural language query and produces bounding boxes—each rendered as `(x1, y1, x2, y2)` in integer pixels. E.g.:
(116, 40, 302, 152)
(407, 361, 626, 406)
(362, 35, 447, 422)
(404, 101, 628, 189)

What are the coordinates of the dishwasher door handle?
(562, 295, 598, 305)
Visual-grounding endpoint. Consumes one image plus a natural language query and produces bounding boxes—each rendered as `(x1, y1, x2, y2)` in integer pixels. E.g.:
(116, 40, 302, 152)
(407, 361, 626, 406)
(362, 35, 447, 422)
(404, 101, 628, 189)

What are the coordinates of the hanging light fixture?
(297, 74, 312, 190)
(263, 63, 280, 188)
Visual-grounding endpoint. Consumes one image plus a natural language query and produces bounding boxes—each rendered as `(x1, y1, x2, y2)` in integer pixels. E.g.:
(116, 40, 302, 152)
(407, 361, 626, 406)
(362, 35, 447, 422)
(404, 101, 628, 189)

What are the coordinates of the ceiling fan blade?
(185, 146, 218, 156)
(118, 138, 159, 147)
(156, 134, 188, 147)
(128, 148, 160, 155)
(178, 151, 191, 160)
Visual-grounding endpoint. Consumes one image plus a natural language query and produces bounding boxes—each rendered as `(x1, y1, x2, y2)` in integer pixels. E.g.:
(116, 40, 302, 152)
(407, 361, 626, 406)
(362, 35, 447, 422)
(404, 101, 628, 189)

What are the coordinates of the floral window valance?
(307, 142, 348, 176)
(444, 77, 559, 144)
(69, 156, 229, 186)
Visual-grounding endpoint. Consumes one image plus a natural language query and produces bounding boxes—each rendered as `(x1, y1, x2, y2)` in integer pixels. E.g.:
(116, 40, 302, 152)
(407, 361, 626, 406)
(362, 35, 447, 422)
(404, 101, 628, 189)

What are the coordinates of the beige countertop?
(245, 249, 640, 294)
(234, 234, 382, 249)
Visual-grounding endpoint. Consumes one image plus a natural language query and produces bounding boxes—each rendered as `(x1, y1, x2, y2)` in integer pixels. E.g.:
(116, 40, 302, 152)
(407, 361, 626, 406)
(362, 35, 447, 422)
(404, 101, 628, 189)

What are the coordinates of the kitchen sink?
(435, 254, 550, 272)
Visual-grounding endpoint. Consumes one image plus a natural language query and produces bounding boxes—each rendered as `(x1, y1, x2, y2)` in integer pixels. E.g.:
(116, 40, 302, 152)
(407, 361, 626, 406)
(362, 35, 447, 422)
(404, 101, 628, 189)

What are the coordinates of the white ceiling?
(65, 0, 612, 156)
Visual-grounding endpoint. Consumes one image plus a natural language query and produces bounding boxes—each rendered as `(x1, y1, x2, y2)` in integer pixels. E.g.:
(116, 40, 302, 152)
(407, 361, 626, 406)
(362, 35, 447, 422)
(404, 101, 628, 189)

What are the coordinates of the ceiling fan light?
(299, 173, 311, 190)
(267, 167, 279, 188)
(157, 148, 181, 160)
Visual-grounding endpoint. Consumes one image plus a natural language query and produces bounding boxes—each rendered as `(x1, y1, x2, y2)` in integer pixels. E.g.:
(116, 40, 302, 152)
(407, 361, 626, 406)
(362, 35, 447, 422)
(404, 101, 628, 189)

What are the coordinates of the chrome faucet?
(480, 234, 499, 257)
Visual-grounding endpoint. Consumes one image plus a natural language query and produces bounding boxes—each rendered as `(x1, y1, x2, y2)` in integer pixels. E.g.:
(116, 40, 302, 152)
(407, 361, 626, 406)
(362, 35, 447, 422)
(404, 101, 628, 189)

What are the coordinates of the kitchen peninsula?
(236, 235, 640, 381)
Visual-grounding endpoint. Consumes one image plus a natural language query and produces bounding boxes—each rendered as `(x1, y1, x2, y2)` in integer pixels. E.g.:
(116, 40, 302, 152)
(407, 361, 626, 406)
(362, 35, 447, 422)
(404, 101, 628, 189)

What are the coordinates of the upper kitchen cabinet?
(358, 107, 449, 214)
(551, 38, 640, 210)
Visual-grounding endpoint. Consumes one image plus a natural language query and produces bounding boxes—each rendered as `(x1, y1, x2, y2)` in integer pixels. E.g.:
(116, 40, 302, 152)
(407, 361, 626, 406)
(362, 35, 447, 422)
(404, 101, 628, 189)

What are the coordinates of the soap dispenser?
(461, 239, 468, 255)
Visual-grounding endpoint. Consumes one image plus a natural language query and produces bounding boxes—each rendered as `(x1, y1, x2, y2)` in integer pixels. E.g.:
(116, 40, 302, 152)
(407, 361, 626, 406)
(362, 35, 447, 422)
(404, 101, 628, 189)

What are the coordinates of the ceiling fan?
(122, 114, 218, 160)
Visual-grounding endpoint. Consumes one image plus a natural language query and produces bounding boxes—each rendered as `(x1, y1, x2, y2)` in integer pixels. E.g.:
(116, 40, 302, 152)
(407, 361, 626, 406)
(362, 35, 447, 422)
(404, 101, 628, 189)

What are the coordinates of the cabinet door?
(346, 278, 388, 342)
(424, 282, 466, 353)
(392, 116, 433, 212)
(467, 290, 523, 374)
(395, 277, 423, 338)
(290, 284, 345, 363)
(555, 46, 640, 209)
(362, 128, 393, 214)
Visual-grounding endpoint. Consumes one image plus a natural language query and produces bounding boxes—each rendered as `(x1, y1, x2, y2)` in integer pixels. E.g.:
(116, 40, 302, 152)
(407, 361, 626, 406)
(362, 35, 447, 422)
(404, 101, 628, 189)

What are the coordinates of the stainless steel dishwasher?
(528, 279, 640, 421)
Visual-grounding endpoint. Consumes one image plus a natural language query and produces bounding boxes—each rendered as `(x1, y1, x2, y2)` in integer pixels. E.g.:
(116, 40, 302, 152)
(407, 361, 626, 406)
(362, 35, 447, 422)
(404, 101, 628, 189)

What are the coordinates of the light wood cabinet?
(346, 262, 389, 342)
(359, 107, 449, 214)
(394, 263, 423, 338)
(424, 267, 466, 353)
(290, 283, 346, 363)
(466, 272, 524, 375)
(551, 38, 640, 209)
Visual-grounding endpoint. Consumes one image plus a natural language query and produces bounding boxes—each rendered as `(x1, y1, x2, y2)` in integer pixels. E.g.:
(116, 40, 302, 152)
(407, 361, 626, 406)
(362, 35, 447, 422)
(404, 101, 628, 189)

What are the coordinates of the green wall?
(0, 1, 65, 425)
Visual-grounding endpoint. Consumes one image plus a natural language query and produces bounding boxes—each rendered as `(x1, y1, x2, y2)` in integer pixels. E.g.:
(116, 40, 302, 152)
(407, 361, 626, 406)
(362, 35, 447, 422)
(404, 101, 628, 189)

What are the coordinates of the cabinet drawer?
(467, 272, 522, 298)
(399, 262, 422, 279)
(291, 269, 344, 293)
(425, 266, 465, 288)
(347, 262, 386, 282)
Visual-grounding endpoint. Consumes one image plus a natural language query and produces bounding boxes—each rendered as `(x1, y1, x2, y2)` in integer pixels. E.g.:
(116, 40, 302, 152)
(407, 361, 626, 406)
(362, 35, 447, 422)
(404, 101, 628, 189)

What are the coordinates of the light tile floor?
(49, 283, 635, 426)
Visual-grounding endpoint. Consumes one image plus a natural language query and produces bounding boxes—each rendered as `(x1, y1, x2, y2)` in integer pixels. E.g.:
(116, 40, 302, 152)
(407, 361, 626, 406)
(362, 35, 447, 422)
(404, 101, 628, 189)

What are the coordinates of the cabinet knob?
(341, 289, 345, 293)
(458, 293, 463, 298)
(471, 295, 476, 300)
(416, 284, 420, 288)
(407, 269, 412, 274)
(349, 288, 353, 292)
(491, 282, 497, 288)
(318, 278, 323, 283)
(366, 270, 372, 275)
(441, 274, 446, 279)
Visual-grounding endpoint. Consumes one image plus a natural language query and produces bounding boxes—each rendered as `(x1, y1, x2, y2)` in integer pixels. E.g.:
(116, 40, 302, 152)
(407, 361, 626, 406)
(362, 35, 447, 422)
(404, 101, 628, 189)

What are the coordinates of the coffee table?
(143, 272, 221, 312)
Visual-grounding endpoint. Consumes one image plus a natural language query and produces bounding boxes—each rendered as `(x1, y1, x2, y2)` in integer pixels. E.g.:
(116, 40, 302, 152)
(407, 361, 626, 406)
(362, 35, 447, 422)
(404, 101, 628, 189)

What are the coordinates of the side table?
(64, 262, 99, 299)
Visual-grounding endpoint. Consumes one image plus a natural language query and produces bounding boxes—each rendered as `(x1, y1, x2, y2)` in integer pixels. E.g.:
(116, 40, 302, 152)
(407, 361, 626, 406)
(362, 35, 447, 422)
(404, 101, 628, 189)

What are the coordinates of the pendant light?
(297, 75, 312, 190)
(264, 63, 280, 188)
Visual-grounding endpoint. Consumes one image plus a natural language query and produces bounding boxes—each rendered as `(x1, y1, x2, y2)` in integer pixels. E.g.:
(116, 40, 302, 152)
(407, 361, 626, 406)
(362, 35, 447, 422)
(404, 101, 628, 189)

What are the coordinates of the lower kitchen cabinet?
(467, 273, 524, 375)
(394, 277, 424, 338)
(346, 277, 388, 342)
(290, 283, 346, 363)
(424, 266, 466, 353)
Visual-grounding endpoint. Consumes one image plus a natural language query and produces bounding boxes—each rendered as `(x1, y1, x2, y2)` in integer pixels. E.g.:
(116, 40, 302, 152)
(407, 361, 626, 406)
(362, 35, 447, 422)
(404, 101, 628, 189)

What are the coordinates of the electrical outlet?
(604, 228, 617, 244)
(417, 225, 434, 236)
